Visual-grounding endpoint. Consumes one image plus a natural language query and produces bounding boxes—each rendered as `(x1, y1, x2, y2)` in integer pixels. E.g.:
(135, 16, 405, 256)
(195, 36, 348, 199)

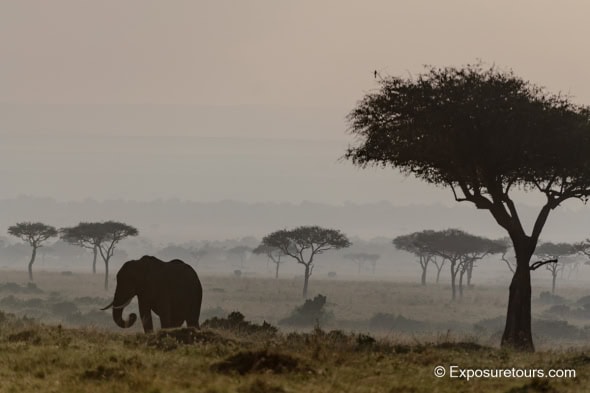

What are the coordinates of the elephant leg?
(186, 299, 201, 328)
(159, 305, 173, 329)
(138, 299, 154, 333)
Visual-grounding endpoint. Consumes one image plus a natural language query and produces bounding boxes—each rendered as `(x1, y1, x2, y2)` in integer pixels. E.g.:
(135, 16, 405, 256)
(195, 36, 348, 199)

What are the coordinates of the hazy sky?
(1, 1, 590, 205)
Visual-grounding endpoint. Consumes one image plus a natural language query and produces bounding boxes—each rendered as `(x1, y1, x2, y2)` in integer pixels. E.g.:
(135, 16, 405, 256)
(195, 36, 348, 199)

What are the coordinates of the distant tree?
(412, 229, 503, 300)
(189, 246, 208, 266)
(252, 243, 285, 279)
(64, 221, 137, 290)
(261, 226, 351, 297)
(343, 252, 380, 275)
(96, 221, 138, 290)
(393, 230, 437, 285)
(227, 245, 252, 268)
(345, 63, 590, 351)
(575, 239, 590, 266)
(431, 257, 445, 284)
(7, 222, 58, 281)
(534, 242, 577, 294)
(156, 243, 194, 262)
(60, 222, 104, 274)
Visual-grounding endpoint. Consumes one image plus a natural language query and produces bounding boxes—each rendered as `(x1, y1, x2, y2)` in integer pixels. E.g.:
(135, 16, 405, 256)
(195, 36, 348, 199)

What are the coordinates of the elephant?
(101, 255, 202, 333)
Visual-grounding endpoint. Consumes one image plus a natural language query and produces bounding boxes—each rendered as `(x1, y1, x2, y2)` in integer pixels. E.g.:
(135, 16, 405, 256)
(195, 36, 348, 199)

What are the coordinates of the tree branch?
(529, 258, 558, 271)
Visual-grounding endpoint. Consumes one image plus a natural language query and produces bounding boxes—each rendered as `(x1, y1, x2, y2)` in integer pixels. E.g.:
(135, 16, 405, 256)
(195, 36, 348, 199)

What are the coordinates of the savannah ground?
(0, 269, 588, 392)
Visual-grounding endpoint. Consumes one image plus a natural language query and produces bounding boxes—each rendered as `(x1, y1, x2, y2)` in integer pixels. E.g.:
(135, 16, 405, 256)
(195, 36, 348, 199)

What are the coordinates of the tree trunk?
(450, 261, 457, 300)
(104, 259, 109, 291)
(552, 272, 557, 295)
(466, 262, 474, 287)
(420, 265, 427, 286)
(92, 246, 98, 274)
(458, 268, 465, 299)
(28, 246, 37, 281)
(275, 261, 280, 279)
(436, 265, 442, 284)
(501, 250, 534, 351)
(302, 265, 310, 298)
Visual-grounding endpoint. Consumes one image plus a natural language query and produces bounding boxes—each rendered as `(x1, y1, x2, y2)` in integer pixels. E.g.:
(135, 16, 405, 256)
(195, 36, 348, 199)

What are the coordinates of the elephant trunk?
(113, 305, 137, 329)
(102, 296, 137, 328)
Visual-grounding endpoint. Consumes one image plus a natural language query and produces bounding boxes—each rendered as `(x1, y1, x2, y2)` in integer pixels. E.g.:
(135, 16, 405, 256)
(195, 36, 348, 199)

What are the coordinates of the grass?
(0, 269, 589, 391)
(0, 316, 588, 393)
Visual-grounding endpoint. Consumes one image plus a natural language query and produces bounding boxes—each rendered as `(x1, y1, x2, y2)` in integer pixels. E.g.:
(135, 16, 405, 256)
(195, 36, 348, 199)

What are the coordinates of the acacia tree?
(7, 222, 58, 281)
(60, 222, 104, 274)
(345, 63, 590, 351)
(252, 243, 286, 278)
(92, 221, 138, 290)
(343, 252, 380, 275)
(393, 230, 437, 285)
(534, 242, 577, 294)
(413, 229, 501, 299)
(190, 246, 208, 266)
(431, 257, 445, 284)
(228, 245, 252, 268)
(260, 226, 351, 297)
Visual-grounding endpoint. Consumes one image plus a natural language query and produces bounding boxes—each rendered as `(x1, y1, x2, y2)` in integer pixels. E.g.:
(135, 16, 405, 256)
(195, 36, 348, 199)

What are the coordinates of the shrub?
(538, 291, 566, 305)
(203, 311, 277, 335)
(369, 313, 427, 332)
(279, 294, 333, 327)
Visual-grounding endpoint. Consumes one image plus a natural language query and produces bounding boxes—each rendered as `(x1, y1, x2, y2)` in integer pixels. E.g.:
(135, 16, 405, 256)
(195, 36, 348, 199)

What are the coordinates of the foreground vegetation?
(0, 311, 588, 393)
(0, 270, 588, 391)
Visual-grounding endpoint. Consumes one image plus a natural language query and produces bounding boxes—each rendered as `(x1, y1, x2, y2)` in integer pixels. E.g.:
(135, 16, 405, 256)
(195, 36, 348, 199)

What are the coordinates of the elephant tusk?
(112, 297, 134, 310)
(100, 300, 114, 311)
(101, 296, 133, 311)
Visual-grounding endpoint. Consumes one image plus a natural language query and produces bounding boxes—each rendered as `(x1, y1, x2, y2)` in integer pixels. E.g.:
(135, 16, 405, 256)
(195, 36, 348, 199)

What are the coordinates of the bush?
(203, 311, 277, 335)
(51, 302, 79, 317)
(369, 313, 427, 332)
(533, 319, 583, 340)
(538, 291, 566, 305)
(279, 295, 333, 327)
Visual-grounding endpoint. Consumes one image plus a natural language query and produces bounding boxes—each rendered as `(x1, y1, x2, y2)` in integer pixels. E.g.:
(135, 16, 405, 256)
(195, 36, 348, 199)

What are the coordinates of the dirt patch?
(212, 349, 308, 375)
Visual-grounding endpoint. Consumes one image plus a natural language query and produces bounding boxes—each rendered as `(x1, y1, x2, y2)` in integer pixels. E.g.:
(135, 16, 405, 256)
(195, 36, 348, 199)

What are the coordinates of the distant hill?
(0, 196, 588, 244)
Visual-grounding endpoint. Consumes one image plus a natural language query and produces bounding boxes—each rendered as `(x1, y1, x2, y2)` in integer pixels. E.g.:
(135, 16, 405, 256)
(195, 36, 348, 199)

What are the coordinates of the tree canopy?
(8, 222, 58, 281)
(60, 222, 105, 274)
(393, 230, 438, 285)
(410, 229, 503, 298)
(61, 221, 138, 290)
(345, 63, 590, 350)
(261, 226, 351, 297)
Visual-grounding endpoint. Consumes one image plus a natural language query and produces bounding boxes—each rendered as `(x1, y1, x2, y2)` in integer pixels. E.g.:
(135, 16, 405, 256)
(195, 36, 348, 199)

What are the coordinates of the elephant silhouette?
(102, 255, 202, 333)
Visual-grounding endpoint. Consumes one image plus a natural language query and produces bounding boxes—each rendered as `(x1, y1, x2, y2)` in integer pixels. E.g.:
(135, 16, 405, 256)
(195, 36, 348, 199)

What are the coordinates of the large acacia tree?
(260, 226, 351, 297)
(8, 222, 58, 281)
(345, 64, 590, 351)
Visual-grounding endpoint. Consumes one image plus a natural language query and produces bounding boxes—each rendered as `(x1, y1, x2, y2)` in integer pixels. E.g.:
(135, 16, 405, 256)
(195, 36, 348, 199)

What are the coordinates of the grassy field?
(0, 269, 588, 392)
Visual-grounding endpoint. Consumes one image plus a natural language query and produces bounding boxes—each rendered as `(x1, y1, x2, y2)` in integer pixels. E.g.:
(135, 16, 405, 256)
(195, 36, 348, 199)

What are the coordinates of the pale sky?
(1, 1, 589, 205)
